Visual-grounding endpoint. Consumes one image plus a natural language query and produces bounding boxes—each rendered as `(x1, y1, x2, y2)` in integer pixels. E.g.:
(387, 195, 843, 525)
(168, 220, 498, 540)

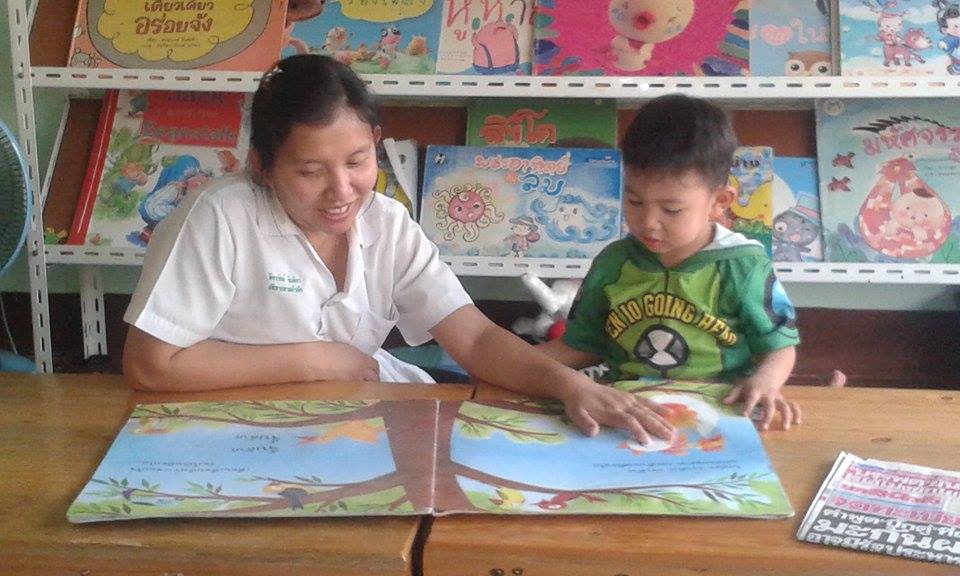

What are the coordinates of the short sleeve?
(739, 259, 800, 354)
(562, 255, 613, 356)
(123, 193, 236, 348)
(391, 214, 472, 345)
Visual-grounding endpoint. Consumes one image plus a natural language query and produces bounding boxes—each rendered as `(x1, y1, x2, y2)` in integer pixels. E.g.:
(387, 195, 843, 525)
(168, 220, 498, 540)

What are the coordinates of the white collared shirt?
(124, 173, 472, 382)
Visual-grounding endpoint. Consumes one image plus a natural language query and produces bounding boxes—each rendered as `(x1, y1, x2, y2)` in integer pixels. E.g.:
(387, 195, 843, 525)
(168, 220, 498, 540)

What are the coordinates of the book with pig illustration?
(283, 0, 443, 74)
(816, 98, 960, 263)
(437, 0, 534, 74)
(533, 0, 750, 76)
(66, 382, 792, 522)
(419, 145, 622, 258)
(837, 0, 957, 76)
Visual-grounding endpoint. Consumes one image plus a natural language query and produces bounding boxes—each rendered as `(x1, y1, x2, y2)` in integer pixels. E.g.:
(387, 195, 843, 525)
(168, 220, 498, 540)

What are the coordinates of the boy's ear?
(711, 184, 736, 219)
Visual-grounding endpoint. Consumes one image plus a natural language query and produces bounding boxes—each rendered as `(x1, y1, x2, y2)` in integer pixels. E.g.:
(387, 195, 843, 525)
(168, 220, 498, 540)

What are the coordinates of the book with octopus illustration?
(838, 0, 957, 76)
(532, 0, 750, 76)
(283, 0, 443, 74)
(419, 145, 622, 259)
(816, 98, 960, 263)
(66, 382, 793, 522)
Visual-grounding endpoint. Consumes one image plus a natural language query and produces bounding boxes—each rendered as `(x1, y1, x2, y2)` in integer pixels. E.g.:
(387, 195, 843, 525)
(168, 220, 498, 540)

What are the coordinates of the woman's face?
(263, 106, 380, 242)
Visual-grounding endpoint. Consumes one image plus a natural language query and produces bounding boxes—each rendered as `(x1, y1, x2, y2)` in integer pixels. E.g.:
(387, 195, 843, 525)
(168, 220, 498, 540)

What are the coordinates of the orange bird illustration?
(298, 420, 385, 445)
(536, 491, 606, 510)
(698, 434, 725, 452)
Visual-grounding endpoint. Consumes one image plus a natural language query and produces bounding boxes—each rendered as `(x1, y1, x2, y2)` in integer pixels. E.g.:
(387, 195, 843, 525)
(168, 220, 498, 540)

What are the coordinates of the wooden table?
(424, 385, 960, 576)
(0, 373, 473, 576)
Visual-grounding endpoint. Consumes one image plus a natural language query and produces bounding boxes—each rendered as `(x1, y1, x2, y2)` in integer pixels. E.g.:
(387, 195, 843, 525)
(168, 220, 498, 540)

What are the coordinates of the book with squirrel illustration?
(67, 381, 792, 522)
(67, 0, 288, 70)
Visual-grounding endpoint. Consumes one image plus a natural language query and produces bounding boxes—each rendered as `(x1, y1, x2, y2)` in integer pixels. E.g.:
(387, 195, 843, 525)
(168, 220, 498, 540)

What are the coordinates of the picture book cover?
(437, 0, 534, 75)
(838, 0, 959, 76)
(720, 146, 774, 255)
(816, 98, 960, 263)
(67, 0, 287, 70)
(533, 0, 750, 76)
(465, 98, 618, 148)
(750, 0, 832, 76)
(67, 382, 793, 522)
(772, 157, 823, 262)
(283, 0, 443, 74)
(70, 90, 251, 248)
(419, 145, 622, 259)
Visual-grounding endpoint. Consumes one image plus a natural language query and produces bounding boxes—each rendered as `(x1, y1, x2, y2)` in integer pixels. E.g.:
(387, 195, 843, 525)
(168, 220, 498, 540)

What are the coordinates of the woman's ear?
(372, 124, 382, 146)
(248, 149, 271, 187)
(711, 184, 736, 219)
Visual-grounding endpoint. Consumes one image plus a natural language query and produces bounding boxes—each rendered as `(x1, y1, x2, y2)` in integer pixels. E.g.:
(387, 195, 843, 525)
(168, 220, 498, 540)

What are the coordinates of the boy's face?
(944, 16, 960, 38)
(623, 167, 734, 268)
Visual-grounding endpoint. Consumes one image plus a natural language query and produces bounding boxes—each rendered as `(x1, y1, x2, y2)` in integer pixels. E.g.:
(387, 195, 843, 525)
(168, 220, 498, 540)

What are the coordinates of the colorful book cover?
(533, 0, 750, 76)
(720, 146, 774, 255)
(67, 382, 793, 522)
(70, 90, 251, 248)
(838, 0, 957, 76)
(420, 145, 622, 258)
(283, 0, 443, 74)
(465, 98, 618, 148)
(772, 157, 823, 262)
(67, 0, 287, 70)
(437, 0, 534, 74)
(750, 0, 832, 76)
(817, 98, 960, 263)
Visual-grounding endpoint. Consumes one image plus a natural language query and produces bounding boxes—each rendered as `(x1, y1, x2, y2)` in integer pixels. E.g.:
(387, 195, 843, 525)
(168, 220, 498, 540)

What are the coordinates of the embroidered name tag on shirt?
(267, 273, 303, 294)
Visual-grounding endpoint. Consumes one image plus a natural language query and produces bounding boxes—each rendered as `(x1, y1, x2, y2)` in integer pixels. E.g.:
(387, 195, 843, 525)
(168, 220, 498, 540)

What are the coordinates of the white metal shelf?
(27, 68, 960, 101)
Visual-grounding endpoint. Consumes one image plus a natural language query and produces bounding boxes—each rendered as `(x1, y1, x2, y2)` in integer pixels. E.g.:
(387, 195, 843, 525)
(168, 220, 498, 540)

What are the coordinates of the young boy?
(541, 94, 801, 431)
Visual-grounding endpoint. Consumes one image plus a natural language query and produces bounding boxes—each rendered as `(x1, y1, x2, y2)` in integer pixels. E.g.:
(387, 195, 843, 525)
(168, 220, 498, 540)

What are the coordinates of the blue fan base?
(0, 350, 35, 373)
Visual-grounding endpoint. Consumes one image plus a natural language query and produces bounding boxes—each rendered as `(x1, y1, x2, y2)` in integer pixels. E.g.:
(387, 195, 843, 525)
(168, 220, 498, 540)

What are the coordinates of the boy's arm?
(122, 326, 380, 391)
(431, 305, 675, 444)
(723, 345, 800, 431)
(538, 339, 602, 369)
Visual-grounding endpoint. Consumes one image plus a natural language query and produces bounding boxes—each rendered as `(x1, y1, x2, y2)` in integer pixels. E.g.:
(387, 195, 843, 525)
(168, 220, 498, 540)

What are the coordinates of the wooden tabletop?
(424, 384, 960, 576)
(0, 373, 473, 576)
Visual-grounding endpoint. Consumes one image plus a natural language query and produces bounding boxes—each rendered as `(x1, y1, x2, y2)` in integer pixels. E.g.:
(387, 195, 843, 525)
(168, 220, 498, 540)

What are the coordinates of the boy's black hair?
(251, 54, 380, 172)
(936, 2, 960, 29)
(620, 94, 737, 188)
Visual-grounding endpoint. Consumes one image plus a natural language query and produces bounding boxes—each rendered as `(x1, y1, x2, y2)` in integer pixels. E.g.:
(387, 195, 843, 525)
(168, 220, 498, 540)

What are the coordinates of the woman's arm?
(122, 327, 379, 391)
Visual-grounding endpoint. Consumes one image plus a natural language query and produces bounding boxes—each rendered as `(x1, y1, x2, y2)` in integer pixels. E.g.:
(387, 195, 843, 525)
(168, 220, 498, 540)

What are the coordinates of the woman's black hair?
(251, 54, 380, 172)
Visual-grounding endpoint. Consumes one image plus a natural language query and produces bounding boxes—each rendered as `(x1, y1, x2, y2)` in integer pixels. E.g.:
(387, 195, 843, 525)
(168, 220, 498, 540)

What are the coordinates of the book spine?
(67, 90, 118, 245)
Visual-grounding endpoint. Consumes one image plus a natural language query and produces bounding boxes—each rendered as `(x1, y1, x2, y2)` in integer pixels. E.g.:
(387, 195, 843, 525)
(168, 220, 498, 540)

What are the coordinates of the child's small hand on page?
(723, 378, 801, 431)
(560, 381, 675, 445)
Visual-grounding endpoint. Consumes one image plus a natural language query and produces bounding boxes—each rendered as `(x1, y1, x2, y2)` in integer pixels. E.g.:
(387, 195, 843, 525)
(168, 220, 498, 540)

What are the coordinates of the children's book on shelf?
(67, 381, 793, 522)
(720, 146, 774, 255)
(67, 0, 287, 70)
(465, 98, 618, 148)
(437, 0, 534, 74)
(532, 0, 750, 76)
(772, 157, 823, 262)
(68, 90, 251, 248)
(283, 0, 443, 74)
(797, 451, 960, 566)
(816, 98, 960, 263)
(419, 145, 622, 259)
(378, 138, 419, 219)
(837, 0, 959, 76)
(750, 0, 832, 76)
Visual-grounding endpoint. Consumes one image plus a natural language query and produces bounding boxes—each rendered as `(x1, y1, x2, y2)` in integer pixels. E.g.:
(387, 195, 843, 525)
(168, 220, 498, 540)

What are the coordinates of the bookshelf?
(8, 0, 960, 372)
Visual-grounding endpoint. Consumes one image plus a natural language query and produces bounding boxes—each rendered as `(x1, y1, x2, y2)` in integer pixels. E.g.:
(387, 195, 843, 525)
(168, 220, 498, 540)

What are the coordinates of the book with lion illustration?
(283, 0, 443, 74)
(816, 98, 960, 263)
(67, 382, 793, 522)
(419, 145, 623, 259)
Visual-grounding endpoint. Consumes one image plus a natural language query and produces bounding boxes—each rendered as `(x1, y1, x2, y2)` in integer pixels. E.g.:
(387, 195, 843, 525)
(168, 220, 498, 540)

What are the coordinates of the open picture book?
(67, 381, 792, 522)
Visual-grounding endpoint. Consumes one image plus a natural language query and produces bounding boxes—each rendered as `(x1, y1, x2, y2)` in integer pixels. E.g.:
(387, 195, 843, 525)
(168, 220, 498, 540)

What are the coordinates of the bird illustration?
(262, 481, 310, 510)
(828, 176, 851, 192)
(832, 152, 856, 168)
(298, 419, 385, 445)
(489, 487, 525, 509)
(535, 491, 605, 510)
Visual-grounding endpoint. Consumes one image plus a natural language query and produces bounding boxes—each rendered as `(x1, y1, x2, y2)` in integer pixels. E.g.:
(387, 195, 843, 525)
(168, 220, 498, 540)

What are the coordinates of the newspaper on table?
(797, 451, 960, 565)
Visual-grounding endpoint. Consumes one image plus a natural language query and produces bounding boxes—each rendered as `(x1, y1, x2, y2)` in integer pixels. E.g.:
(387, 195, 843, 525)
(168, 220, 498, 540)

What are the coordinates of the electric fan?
(0, 120, 36, 372)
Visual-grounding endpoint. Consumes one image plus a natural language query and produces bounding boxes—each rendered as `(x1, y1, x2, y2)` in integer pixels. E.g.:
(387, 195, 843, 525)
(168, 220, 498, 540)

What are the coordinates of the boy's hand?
(723, 377, 801, 431)
(560, 381, 676, 445)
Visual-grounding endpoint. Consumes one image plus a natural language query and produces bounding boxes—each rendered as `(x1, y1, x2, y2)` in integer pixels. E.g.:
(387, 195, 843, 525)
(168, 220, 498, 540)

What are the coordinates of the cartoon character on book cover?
(533, 0, 749, 76)
(718, 147, 774, 255)
(750, 0, 832, 76)
(818, 98, 960, 262)
(420, 145, 622, 258)
(283, 0, 442, 73)
(772, 157, 823, 262)
(838, 0, 959, 75)
(437, 0, 534, 74)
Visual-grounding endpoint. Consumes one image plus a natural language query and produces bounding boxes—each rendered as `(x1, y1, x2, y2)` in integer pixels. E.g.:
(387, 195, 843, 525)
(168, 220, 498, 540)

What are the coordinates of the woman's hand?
(306, 341, 380, 382)
(559, 380, 676, 445)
